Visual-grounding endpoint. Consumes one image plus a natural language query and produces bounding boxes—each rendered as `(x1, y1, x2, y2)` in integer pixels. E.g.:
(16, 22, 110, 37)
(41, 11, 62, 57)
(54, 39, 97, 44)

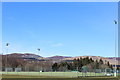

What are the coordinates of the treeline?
(2, 55, 53, 71)
(52, 57, 113, 72)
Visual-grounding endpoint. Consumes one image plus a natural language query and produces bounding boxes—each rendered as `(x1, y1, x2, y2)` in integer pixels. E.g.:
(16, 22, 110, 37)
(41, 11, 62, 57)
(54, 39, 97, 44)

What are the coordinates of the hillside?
(6, 53, 43, 60)
(63, 56, 119, 65)
(3, 53, 119, 65)
(46, 56, 72, 60)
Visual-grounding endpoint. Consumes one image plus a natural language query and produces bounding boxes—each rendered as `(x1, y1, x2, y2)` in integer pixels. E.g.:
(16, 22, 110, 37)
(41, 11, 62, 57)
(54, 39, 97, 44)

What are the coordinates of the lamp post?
(5, 43, 9, 72)
(114, 20, 117, 77)
(37, 48, 40, 54)
(6, 43, 9, 53)
(37, 48, 40, 72)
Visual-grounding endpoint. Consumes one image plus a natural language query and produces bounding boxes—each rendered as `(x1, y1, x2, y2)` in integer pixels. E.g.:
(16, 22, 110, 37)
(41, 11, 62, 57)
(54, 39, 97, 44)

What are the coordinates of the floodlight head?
(114, 20, 117, 24)
(37, 48, 40, 51)
(6, 43, 9, 47)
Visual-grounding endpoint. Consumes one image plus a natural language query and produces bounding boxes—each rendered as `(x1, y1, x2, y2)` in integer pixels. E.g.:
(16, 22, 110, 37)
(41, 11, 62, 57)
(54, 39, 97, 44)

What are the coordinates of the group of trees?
(2, 55, 19, 67)
(2, 55, 53, 71)
(52, 57, 113, 72)
(2, 55, 26, 71)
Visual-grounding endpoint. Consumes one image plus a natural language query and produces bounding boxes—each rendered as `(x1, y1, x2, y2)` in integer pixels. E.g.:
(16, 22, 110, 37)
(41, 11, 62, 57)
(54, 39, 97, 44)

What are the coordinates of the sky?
(2, 2, 118, 57)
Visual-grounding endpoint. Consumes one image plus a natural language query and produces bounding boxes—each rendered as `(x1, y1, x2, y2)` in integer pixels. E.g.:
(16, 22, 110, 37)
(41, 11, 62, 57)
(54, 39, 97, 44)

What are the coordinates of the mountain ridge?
(3, 53, 119, 65)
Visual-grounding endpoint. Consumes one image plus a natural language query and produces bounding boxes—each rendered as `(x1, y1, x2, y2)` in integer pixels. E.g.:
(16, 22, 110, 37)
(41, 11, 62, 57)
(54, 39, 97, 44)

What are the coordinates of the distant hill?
(3, 53, 119, 65)
(6, 53, 42, 60)
(63, 56, 119, 65)
(46, 56, 72, 60)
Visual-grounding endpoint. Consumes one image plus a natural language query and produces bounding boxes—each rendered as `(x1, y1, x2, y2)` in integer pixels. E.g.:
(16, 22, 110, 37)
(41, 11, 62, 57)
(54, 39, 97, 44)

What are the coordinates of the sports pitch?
(2, 72, 108, 78)
(1, 72, 120, 80)
(1, 74, 120, 80)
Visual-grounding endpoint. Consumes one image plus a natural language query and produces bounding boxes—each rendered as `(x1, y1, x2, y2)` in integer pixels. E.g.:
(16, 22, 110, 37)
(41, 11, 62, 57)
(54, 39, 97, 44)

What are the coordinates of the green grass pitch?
(1, 72, 120, 80)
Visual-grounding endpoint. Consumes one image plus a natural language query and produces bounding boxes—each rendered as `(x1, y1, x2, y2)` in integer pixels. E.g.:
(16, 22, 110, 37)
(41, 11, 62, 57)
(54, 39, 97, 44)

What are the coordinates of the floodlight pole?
(38, 48, 40, 55)
(114, 20, 117, 77)
(5, 43, 9, 72)
(37, 48, 40, 72)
